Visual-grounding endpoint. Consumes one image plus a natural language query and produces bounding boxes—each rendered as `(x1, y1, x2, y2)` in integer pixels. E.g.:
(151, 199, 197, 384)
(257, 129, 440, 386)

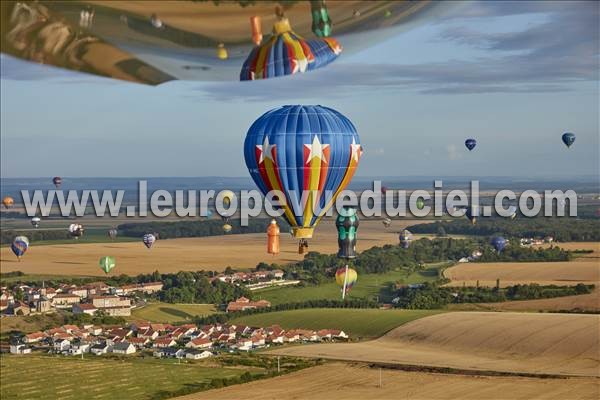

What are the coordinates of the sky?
(0, 0, 598, 179)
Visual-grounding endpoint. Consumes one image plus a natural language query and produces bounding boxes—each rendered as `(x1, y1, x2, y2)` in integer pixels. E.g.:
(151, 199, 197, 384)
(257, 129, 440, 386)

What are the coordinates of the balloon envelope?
(399, 229, 413, 249)
(99, 256, 116, 274)
(490, 236, 507, 253)
(244, 105, 362, 239)
(2, 196, 14, 208)
(143, 233, 156, 248)
(53, 176, 62, 188)
(335, 267, 358, 292)
(465, 138, 477, 151)
(11, 236, 29, 258)
(108, 229, 118, 240)
(267, 219, 280, 255)
(562, 132, 575, 148)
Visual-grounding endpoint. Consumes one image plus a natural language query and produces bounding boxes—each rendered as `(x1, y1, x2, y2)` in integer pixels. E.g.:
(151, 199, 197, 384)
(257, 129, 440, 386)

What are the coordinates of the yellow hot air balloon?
(2, 196, 14, 208)
(217, 43, 228, 60)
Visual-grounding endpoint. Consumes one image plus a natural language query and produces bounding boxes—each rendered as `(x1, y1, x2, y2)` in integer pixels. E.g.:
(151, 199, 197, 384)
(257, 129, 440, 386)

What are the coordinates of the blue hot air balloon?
(244, 105, 362, 242)
(11, 236, 29, 260)
(465, 138, 477, 151)
(562, 132, 575, 148)
(490, 236, 507, 253)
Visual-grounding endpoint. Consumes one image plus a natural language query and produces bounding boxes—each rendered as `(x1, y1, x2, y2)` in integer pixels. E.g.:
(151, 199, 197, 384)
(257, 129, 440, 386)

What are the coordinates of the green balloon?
(99, 256, 116, 274)
(417, 198, 425, 210)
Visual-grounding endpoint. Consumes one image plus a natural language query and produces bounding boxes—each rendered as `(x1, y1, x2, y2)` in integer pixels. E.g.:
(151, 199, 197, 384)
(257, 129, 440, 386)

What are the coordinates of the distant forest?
(408, 218, 600, 242)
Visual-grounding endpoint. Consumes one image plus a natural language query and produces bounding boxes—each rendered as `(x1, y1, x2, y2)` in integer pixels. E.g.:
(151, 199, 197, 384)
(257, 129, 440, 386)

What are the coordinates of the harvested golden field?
(177, 362, 600, 400)
(269, 312, 600, 377)
(0, 220, 412, 276)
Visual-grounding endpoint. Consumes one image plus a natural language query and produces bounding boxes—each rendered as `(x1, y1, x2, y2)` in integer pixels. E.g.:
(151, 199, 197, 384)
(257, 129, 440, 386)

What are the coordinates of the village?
(7, 318, 349, 359)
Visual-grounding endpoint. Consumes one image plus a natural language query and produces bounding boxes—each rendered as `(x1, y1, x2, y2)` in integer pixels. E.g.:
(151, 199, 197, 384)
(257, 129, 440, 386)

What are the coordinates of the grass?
(0, 313, 65, 335)
(0, 355, 255, 400)
(254, 263, 448, 306)
(0, 273, 99, 284)
(231, 308, 441, 339)
(130, 302, 216, 323)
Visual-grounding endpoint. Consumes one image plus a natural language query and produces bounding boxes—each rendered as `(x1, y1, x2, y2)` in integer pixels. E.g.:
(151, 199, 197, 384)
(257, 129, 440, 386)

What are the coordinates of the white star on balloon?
(305, 136, 330, 164)
(351, 138, 362, 162)
(256, 136, 276, 164)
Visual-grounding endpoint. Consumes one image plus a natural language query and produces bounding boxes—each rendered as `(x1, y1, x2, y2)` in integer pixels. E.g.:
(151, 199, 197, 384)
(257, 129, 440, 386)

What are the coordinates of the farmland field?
(231, 308, 440, 339)
(130, 302, 215, 323)
(178, 362, 600, 400)
(0, 355, 257, 400)
(0, 219, 413, 276)
(270, 312, 600, 377)
(255, 264, 446, 305)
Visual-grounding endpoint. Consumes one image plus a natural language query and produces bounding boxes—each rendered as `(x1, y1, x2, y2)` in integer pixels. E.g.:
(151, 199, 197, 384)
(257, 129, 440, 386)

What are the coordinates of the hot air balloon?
(244, 105, 362, 248)
(267, 219, 280, 255)
(399, 229, 413, 249)
(416, 198, 425, 210)
(69, 223, 84, 238)
(465, 138, 477, 151)
(216, 43, 228, 60)
(11, 236, 29, 261)
(311, 0, 332, 38)
(490, 236, 507, 253)
(562, 132, 575, 148)
(31, 217, 41, 228)
(336, 206, 359, 259)
(108, 229, 118, 240)
(250, 16, 262, 46)
(99, 256, 116, 274)
(382, 217, 392, 228)
(335, 266, 357, 299)
(466, 205, 478, 225)
(219, 190, 235, 231)
(3, 196, 14, 208)
(53, 176, 62, 188)
(240, 16, 341, 81)
(222, 224, 232, 233)
(143, 233, 156, 249)
(381, 186, 388, 194)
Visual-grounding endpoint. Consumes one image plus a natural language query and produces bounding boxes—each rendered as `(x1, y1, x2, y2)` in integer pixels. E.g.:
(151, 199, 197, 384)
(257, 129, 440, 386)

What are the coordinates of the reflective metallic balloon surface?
(1, 1, 452, 84)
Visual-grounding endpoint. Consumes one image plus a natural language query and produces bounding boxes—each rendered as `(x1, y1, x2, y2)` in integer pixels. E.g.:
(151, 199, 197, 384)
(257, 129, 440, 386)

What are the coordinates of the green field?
(0, 355, 255, 400)
(231, 308, 441, 339)
(130, 302, 215, 323)
(253, 264, 448, 306)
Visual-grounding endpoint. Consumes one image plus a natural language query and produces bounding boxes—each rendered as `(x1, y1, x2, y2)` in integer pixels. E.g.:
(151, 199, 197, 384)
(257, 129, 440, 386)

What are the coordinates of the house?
(233, 339, 253, 351)
(294, 329, 319, 342)
(69, 342, 91, 355)
(129, 321, 151, 332)
(91, 295, 130, 308)
(128, 337, 149, 348)
(52, 293, 81, 308)
(154, 347, 185, 359)
(270, 269, 285, 279)
(8, 301, 31, 315)
(62, 325, 79, 334)
(153, 337, 176, 348)
(108, 328, 132, 338)
(138, 329, 159, 340)
(328, 329, 348, 339)
(73, 303, 98, 315)
(112, 342, 136, 355)
(266, 334, 285, 344)
(185, 338, 213, 350)
(226, 297, 271, 312)
(284, 332, 300, 343)
(53, 339, 71, 352)
(10, 343, 32, 354)
(251, 335, 266, 347)
(36, 296, 52, 313)
(185, 349, 213, 360)
(23, 332, 46, 344)
(90, 342, 109, 355)
(87, 326, 103, 336)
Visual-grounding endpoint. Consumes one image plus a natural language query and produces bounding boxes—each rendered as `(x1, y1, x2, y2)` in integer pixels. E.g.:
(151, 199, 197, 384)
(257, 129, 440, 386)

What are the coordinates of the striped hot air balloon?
(244, 105, 362, 243)
(11, 236, 29, 260)
(143, 233, 156, 249)
(99, 256, 116, 274)
(240, 17, 341, 81)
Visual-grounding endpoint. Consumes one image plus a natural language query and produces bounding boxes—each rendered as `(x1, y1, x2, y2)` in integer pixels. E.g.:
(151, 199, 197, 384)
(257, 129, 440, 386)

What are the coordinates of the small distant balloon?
(562, 132, 575, 148)
(108, 229, 118, 240)
(99, 256, 116, 274)
(416, 198, 425, 210)
(223, 224, 232, 233)
(217, 43, 228, 60)
(53, 176, 62, 188)
(490, 236, 507, 253)
(69, 223, 84, 239)
(31, 217, 41, 228)
(466, 205, 478, 225)
(399, 229, 413, 249)
(382, 217, 392, 228)
(143, 233, 156, 248)
(150, 14, 163, 29)
(2, 196, 14, 208)
(465, 138, 477, 151)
